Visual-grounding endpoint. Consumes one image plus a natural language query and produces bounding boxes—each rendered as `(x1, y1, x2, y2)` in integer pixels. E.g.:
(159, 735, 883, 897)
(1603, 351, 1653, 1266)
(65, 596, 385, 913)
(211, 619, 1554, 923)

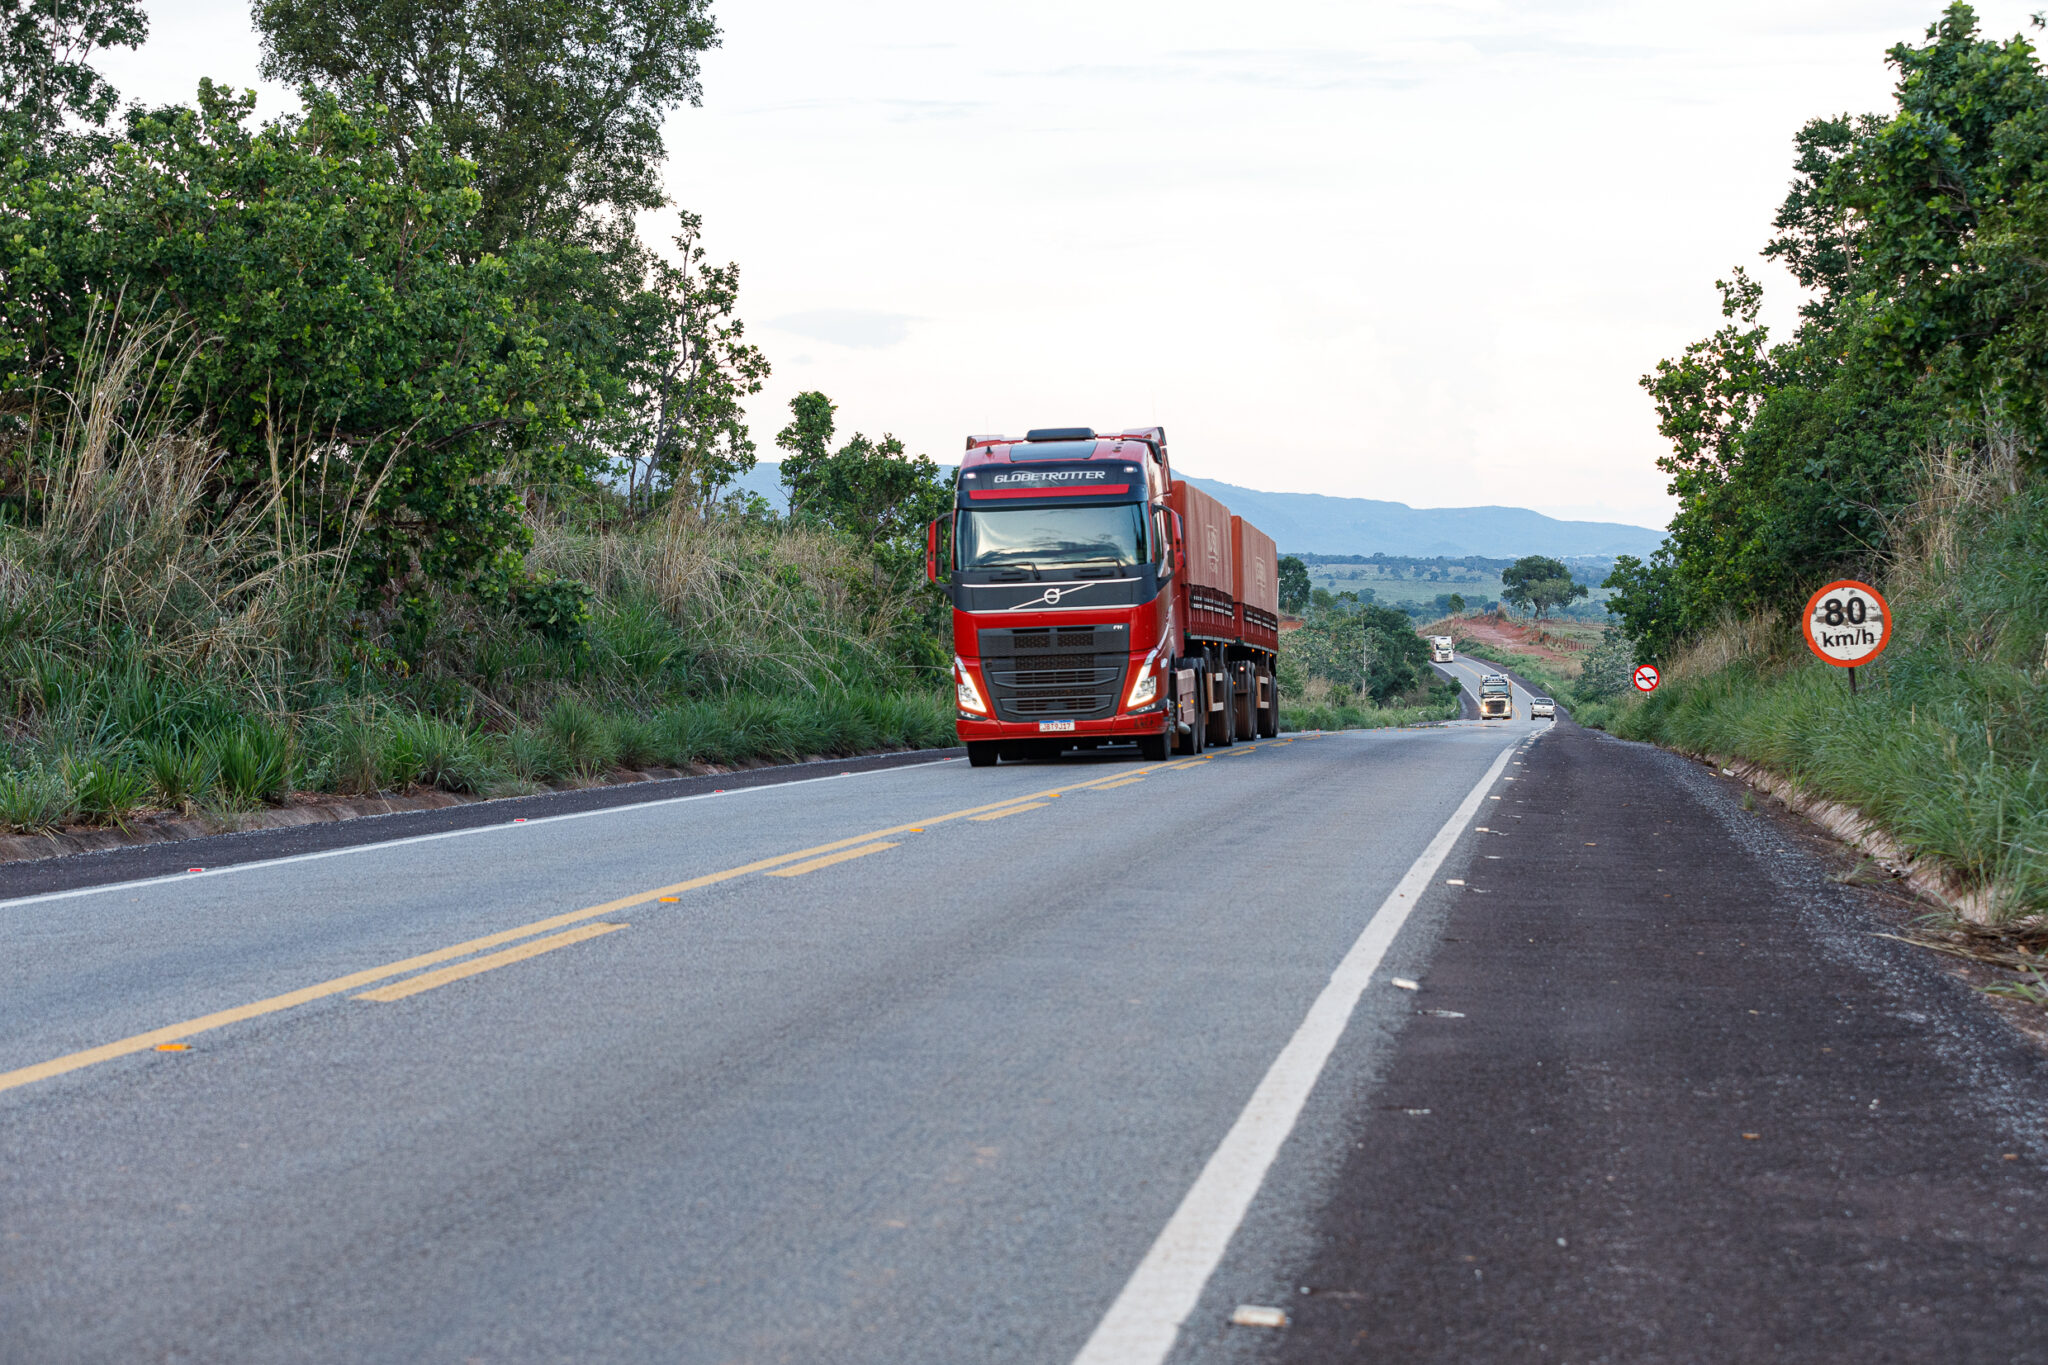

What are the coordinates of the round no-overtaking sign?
(1802, 579, 1891, 668)
(1633, 664, 1660, 693)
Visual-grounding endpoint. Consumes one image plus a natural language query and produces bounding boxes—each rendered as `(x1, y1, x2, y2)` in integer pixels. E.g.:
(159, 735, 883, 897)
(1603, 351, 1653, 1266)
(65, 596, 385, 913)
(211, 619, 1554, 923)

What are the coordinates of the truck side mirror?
(1171, 511, 1186, 577)
(926, 518, 942, 583)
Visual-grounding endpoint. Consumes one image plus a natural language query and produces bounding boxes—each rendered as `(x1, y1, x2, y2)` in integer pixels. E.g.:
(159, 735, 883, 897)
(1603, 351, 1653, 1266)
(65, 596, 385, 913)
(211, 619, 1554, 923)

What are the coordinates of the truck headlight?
(1126, 664, 1158, 709)
(955, 657, 989, 715)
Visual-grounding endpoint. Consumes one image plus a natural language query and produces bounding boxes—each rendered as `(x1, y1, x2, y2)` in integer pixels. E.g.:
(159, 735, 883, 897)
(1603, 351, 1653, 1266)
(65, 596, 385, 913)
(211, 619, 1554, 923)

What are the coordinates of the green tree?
(1601, 553, 1683, 663)
(254, 0, 720, 249)
(1, 0, 146, 141)
(1501, 555, 1587, 618)
(776, 391, 950, 554)
(607, 210, 769, 516)
(1277, 554, 1310, 612)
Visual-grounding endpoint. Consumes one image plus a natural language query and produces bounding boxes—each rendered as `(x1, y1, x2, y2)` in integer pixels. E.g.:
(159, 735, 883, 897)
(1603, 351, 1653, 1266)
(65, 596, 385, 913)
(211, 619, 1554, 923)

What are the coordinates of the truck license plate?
(1038, 720, 1076, 732)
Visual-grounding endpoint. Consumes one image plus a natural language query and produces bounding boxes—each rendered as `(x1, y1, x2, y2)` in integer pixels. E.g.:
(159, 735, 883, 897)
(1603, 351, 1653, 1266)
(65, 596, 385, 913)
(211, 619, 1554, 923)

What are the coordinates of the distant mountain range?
(1173, 476, 1665, 558)
(730, 463, 1667, 560)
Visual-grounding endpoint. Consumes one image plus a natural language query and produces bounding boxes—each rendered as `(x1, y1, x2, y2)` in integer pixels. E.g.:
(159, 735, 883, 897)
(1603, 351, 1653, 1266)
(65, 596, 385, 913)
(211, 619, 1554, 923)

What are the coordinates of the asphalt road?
(2, 687, 2042, 1363)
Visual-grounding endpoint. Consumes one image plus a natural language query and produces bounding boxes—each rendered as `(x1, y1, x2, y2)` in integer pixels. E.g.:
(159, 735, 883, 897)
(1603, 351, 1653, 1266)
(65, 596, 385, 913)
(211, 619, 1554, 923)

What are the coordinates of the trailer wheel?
(1258, 665, 1280, 738)
(1234, 667, 1256, 739)
(966, 741, 999, 767)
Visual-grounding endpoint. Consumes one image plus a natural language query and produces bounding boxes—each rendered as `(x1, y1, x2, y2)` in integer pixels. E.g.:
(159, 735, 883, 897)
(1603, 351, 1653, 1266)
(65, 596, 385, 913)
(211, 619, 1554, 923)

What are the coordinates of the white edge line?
(1069, 736, 1519, 1365)
(0, 757, 960, 911)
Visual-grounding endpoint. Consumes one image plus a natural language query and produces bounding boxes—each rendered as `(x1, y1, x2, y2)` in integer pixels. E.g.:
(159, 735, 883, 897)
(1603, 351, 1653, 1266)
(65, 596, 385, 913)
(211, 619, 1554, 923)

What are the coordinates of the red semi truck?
(925, 426, 1281, 767)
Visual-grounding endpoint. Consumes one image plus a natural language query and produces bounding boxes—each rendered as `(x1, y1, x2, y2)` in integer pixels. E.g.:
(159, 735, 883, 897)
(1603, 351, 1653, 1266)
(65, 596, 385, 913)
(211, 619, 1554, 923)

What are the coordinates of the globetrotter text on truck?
(925, 427, 1282, 767)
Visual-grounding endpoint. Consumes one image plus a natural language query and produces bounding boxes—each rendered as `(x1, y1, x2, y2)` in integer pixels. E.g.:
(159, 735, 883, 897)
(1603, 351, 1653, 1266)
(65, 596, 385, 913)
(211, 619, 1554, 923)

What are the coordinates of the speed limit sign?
(1802, 579, 1890, 668)
(1633, 664, 1660, 693)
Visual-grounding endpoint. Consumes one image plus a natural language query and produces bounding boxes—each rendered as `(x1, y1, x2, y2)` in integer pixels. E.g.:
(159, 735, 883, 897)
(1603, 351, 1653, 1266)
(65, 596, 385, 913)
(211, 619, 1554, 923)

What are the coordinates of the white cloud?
(90, 0, 2048, 531)
(767, 310, 918, 349)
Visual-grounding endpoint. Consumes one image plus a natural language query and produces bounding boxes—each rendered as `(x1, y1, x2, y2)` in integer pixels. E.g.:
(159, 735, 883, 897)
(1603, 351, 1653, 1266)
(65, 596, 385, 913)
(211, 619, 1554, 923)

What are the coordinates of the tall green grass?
(0, 320, 954, 836)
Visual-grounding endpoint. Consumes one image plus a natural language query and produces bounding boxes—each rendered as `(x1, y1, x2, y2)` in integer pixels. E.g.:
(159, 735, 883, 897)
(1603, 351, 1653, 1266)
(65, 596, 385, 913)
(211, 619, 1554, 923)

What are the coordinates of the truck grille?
(977, 625, 1129, 722)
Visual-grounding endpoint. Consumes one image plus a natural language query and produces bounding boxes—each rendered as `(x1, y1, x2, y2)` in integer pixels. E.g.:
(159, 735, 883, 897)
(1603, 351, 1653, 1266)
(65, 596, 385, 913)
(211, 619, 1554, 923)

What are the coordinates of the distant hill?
(728, 463, 1666, 559)
(1173, 475, 1666, 558)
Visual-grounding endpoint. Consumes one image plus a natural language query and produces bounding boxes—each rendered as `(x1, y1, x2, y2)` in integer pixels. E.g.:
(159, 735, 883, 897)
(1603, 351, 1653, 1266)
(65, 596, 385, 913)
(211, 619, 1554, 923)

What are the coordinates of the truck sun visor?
(1006, 440, 1101, 462)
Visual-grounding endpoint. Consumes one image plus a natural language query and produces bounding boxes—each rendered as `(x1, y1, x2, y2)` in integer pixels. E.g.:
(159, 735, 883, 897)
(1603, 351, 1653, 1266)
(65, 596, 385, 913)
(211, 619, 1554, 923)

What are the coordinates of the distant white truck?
(1431, 635, 1454, 663)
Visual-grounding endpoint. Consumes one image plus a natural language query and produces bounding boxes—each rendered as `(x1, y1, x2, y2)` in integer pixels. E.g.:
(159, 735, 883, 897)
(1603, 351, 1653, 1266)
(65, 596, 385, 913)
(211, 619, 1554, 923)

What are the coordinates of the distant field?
(1304, 561, 1617, 613)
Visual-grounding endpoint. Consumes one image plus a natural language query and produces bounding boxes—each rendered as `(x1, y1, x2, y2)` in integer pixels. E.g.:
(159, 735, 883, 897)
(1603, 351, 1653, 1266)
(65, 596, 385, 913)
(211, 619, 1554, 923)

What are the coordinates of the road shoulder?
(1262, 722, 2048, 1363)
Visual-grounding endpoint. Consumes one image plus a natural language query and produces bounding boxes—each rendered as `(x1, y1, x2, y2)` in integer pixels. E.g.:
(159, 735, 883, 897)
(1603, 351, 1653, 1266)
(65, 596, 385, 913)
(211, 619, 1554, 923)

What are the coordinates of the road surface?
(2, 692, 2042, 1363)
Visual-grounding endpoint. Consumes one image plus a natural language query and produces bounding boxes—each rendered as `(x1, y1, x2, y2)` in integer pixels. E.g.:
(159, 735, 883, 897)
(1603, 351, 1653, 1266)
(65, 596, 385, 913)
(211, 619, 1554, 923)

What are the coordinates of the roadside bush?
(0, 764, 76, 833)
(211, 724, 294, 806)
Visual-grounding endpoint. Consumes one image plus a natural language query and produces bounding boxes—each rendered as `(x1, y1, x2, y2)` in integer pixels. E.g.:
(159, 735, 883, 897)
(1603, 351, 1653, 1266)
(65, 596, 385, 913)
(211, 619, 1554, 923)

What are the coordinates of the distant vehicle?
(1530, 697, 1556, 718)
(1477, 675, 1513, 720)
(1430, 635, 1454, 663)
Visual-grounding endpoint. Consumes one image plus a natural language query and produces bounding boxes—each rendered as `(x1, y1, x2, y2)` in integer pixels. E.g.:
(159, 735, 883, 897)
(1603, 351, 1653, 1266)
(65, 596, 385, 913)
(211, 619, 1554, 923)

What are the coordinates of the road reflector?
(1446, 879, 1464, 885)
(658, 896, 679, 902)
(1391, 978, 1419, 991)
(154, 1044, 189, 1052)
(1742, 1132, 1761, 1140)
(1230, 1306, 1288, 1328)
(187, 867, 204, 873)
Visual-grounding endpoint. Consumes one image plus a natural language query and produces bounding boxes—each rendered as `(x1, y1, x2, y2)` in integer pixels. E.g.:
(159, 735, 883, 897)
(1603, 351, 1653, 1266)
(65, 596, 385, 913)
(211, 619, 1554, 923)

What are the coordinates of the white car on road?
(1530, 697, 1556, 718)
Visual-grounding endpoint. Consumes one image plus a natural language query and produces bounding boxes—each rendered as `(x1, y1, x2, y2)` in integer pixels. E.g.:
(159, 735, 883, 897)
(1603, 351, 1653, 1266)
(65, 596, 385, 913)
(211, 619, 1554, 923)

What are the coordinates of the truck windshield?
(957, 503, 1147, 570)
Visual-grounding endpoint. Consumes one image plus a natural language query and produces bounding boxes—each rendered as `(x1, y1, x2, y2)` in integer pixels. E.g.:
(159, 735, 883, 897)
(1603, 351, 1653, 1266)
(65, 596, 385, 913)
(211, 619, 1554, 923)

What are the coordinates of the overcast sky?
(98, 0, 2046, 530)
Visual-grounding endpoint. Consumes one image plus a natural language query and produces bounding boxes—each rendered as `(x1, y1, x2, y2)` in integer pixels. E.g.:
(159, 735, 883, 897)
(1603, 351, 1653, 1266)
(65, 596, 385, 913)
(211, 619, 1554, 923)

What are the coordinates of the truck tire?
(1258, 666, 1279, 737)
(1206, 669, 1234, 747)
(1137, 732, 1170, 762)
(1234, 668, 1256, 739)
(966, 741, 999, 767)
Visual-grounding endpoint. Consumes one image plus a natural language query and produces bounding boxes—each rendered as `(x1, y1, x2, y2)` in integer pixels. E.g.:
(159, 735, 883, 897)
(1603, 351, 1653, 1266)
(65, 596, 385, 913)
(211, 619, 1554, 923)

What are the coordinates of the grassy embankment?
(0, 349, 952, 836)
(1596, 454, 2048, 928)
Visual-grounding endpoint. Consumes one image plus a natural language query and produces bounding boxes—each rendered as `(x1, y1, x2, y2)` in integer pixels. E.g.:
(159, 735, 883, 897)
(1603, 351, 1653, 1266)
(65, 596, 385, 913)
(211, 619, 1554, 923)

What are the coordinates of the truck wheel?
(1258, 670, 1279, 737)
(1207, 671, 1234, 747)
(1137, 732, 1170, 761)
(1234, 675, 1256, 739)
(966, 741, 999, 767)
(1177, 697, 1204, 755)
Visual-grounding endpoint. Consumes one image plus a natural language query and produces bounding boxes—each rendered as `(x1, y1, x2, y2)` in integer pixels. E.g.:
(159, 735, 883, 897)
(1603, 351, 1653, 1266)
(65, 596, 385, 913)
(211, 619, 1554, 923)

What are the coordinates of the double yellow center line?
(2, 757, 1262, 1098)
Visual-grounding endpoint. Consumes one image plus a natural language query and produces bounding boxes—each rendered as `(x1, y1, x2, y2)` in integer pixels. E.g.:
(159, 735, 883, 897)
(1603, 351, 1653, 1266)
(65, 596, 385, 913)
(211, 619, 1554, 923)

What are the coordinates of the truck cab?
(1431, 635, 1454, 663)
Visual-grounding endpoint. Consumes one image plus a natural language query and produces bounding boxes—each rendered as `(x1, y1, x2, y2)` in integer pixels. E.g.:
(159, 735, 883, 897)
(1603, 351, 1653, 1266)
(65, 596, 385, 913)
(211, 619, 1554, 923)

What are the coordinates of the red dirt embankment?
(1415, 614, 1591, 667)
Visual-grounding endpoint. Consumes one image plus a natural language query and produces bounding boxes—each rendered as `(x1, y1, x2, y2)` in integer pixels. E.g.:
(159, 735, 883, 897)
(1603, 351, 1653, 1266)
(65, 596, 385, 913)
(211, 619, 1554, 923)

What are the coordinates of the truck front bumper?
(956, 710, 1172, 743)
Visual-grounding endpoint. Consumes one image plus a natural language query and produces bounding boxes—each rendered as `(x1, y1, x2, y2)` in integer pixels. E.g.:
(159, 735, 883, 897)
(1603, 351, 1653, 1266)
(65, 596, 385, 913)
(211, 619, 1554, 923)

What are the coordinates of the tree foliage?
(1277, 553, 1310, 612)
(1, 0, 145, 142)
(1620, 4, 2048, 658)
(776, 391, 950, 556)
(1, 83, 617, 590)
(254, 0, 719, 249)
(1501, 554, 1587, 618)
(606, 211, 769, 516)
